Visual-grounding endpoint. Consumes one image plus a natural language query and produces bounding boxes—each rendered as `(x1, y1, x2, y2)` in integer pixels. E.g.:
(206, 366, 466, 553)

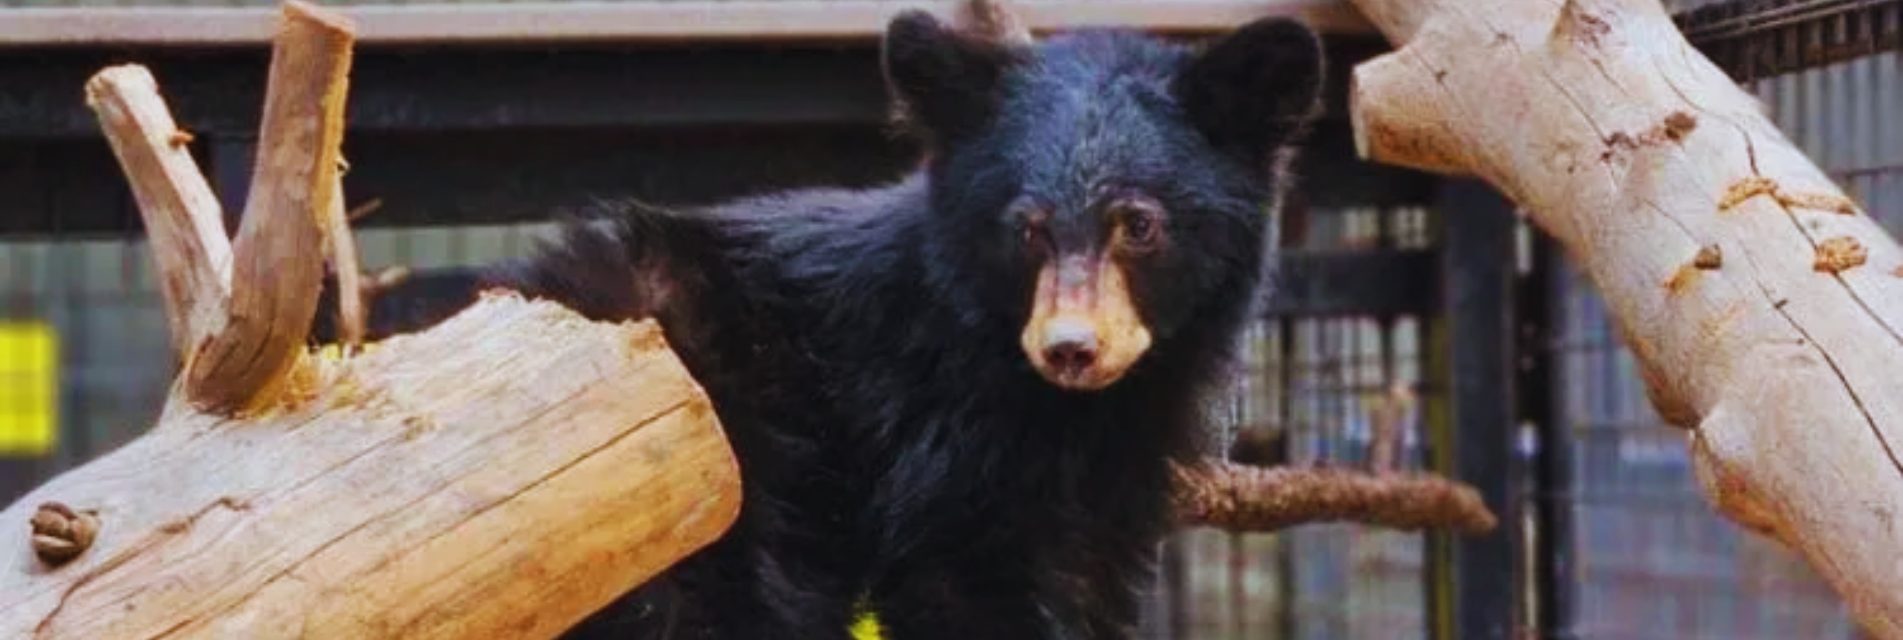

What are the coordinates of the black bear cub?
(339, 11, 1321, 639)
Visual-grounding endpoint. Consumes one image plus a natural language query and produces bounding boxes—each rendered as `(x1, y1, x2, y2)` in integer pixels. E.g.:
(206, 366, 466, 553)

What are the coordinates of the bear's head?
(884, 12, 1323, 391)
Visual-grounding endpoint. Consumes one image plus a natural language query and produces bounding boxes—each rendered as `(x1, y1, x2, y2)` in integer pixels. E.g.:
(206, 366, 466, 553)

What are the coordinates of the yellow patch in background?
(0, 322, 57, 456)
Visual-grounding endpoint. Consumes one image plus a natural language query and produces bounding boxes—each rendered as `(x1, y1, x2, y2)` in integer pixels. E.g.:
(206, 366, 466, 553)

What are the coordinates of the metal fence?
(1157, 204, 1437, 639)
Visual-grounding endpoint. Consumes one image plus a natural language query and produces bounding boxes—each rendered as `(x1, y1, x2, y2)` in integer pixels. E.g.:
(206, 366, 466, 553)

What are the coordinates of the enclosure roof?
(0, 1, 1372, 48)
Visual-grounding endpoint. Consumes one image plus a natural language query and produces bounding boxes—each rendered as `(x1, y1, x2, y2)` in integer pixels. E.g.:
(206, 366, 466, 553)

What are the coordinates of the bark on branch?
(1173, 382, 1494, 534)
(1347, 0, 1903, 634)
(1173, 461, 1497, 534)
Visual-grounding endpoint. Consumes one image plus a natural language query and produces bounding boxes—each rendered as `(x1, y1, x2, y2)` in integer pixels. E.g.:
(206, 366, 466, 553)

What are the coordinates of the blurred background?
(0, 0, 1897, 637)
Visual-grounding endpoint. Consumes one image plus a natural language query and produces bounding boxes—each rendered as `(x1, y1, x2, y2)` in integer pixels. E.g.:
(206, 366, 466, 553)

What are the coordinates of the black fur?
(324, 15, 1322, 639)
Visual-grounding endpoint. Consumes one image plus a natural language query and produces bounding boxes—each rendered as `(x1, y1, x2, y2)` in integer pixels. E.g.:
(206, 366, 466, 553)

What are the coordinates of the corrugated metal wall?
(1553, 52, 1902, 639)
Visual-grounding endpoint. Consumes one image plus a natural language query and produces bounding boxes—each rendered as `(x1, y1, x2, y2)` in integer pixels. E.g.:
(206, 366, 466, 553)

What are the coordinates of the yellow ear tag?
(848, 599, 884, 640)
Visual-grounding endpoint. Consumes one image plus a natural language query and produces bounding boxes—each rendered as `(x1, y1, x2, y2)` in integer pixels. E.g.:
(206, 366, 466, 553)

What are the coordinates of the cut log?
(7, 2, 744, 638)
(1345, 0, 1903, 634)
(1, 294, 741, 639)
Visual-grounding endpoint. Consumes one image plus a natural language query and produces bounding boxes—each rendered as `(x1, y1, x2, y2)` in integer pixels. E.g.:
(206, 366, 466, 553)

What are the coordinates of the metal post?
(1522, 232, 1575, 638)
(1427, 179, 1518, 640)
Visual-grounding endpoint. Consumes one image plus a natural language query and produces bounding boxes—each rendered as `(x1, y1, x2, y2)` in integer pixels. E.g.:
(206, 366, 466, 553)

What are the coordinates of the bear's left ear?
(1173, 17, 1324, 164)
(882, 10, 1023, 147)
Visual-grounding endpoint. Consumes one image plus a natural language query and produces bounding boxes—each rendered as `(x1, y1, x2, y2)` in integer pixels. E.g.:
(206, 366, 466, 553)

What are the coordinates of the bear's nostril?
(1044, 341, 1098, 371)
(1041, 318, 1100, 373)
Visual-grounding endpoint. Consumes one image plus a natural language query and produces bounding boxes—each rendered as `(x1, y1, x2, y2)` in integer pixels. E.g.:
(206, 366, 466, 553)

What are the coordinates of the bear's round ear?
(1172, 17, 1325, 165)
(881, 10, 1022, 147)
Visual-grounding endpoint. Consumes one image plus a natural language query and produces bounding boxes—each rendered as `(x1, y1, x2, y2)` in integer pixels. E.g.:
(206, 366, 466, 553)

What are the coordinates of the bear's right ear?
(881, 10, 1021, 146)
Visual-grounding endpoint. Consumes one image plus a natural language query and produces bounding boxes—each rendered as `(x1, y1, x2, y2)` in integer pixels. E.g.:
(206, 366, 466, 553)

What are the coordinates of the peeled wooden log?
(1346, 0, 1903, 634)
(6, 3, 741, 637)
(1, 295, 739, 639)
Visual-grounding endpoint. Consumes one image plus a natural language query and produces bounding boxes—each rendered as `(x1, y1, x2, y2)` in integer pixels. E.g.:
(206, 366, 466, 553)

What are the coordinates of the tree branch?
(83, 65, 231, 359)
(185, 0, 355, 413)
(1174, 461, 1496, 534)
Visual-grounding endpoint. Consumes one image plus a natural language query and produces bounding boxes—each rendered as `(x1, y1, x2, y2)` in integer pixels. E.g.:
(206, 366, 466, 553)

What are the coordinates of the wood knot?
(30, 502, 100, 566)
(1693, 244, 1723, 270)
(1719, 176, 1777, 210)
(1599, 131, 1635, 162)
(1571, 12, 1610, 46)
(1717, 176, 1857, 214)
(1814, 236, 1868, 273)
(1601, 112, 1698, 162)
(1778, 190, 1857, 215)
(1663, 111, 1697, 141)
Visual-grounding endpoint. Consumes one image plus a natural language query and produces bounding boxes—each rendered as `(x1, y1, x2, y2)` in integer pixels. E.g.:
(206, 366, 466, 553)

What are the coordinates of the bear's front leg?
(869, 559, 1061, 640)
(870, 547, 1151, 640)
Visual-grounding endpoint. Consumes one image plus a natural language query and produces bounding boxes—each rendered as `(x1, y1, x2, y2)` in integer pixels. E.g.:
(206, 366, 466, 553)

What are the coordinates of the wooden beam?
(0, 1, 1373, 48)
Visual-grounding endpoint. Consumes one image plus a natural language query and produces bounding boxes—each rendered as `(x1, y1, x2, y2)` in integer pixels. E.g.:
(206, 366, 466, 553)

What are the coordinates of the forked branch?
(87, 0, 355, 414)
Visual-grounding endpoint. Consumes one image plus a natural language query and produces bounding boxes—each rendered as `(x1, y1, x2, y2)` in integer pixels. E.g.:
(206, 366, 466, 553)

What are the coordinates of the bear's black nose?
(1041, 319, 1099, 374)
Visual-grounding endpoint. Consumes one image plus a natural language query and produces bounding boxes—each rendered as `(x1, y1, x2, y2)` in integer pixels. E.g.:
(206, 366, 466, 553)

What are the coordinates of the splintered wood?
(1347, 0, 1903, 634)
(86, 0, 350, 415)
(184, 0, 352, 414)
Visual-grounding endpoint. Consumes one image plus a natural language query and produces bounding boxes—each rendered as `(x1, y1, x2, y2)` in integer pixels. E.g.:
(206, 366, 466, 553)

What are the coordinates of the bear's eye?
(1017, 208, 1052, 255)
(1114, 198, 1166, 254)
